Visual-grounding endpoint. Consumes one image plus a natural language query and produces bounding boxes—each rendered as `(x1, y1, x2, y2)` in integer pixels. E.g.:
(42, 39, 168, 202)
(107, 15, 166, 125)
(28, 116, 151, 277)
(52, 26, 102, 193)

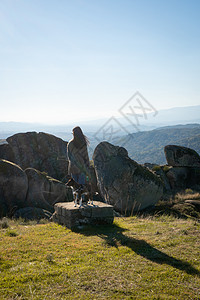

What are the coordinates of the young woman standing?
(67, 126, 91, 185)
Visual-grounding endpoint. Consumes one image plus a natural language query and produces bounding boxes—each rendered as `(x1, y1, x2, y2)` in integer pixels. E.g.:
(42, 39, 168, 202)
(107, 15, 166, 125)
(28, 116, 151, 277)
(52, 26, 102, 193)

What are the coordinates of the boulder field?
(0, 159, 73, 218)
(1, 131, 200, 220)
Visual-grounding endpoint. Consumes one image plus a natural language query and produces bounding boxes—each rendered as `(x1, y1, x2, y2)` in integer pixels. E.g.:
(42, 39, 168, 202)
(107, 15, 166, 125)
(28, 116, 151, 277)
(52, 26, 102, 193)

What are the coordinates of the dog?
(66, 178, 93, 207)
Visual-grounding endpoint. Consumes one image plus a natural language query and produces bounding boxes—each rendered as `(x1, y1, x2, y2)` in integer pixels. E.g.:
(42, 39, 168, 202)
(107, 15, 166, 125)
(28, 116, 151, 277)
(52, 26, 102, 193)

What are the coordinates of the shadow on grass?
(73, 223, 200, 277)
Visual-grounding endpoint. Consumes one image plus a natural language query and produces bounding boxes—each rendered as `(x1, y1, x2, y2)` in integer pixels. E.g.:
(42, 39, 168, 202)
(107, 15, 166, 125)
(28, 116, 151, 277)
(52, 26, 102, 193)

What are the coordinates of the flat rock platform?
(52, 201, 114, 228)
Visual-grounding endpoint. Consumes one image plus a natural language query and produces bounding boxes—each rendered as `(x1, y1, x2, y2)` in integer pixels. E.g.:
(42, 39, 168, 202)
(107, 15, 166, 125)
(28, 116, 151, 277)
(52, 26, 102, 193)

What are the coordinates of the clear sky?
(0, 0, 200, 124)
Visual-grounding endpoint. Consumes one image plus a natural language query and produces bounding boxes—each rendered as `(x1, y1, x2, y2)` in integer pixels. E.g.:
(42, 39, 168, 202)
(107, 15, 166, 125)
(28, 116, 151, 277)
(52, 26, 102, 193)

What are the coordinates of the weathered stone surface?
(93, 142, 163, 214)
(149, 166, 172, 191)
(13, 207, 52, 220)
(89, 166, 98, 193)
(151, 164, 200, 191)
(188, 167, 200, 186)
(0, 143, 15, 163)
(25, 168, 73, 213)
(6, 132, 68, 181)
(155, 169, 171, 191)
(166, 167, 189, 189)
(0, 159, 28, 217)
(53, 201, 114, 228)
(164, 145, 200, 167)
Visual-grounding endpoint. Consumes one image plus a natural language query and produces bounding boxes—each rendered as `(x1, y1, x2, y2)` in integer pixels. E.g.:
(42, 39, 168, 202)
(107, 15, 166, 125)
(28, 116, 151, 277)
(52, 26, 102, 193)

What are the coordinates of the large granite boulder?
(0, 159, 28, 217)
(93, 142, 163, 214)
(25, 168, 73, 213)
(164, 145, 200, 167)
(1, 132, 68, 182)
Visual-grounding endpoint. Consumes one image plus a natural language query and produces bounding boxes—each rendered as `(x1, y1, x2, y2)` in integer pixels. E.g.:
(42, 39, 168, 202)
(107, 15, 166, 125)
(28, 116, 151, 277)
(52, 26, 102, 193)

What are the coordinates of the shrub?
(163, 165, 170, 172)
(0, 218, 9, 229)
(185, 188, 193, 194)
(152, 165, 161, 172)
(89, 160, 94, 167)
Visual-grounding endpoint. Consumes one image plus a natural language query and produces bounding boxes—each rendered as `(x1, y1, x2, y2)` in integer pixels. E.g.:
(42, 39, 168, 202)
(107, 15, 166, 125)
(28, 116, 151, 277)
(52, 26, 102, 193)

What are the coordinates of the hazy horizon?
(1, 104, 200, 126)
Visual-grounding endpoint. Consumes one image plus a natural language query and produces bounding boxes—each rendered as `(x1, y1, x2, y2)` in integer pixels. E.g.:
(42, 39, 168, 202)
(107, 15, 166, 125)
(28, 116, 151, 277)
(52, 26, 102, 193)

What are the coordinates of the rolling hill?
(117, 124, 200, 164)
(0, 120, 200, 165)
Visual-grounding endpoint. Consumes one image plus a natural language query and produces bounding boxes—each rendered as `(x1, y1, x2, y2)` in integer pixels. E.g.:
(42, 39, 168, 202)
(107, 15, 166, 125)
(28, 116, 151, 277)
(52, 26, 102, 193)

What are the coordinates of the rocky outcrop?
(165, 167, 189, 189)
(93, 142, 163, 214)
(164, 166, 200, 190)
(144, 164, 171, 192)
(164, 145, 200, 167)
(0, 132, 68, 182)
(0, 159, 28, 217)
(0, 160, 73, 218)
(164, 145, 200, 190)
(0, 143, 15, 162)
(13, 207, 52, 220)
(25, 168, 73, 213)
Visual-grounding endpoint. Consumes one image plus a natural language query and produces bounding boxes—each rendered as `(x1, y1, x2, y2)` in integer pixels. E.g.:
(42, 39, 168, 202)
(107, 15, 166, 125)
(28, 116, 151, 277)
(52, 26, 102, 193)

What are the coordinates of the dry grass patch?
(176, 191, 200, 201)
(152, 189, 200, 220)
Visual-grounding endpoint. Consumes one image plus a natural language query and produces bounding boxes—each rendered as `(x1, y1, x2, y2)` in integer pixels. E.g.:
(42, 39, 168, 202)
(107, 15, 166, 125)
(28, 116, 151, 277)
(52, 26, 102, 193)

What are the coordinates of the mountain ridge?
(120, 125, 200, 164)
(1, 105, 200, 138)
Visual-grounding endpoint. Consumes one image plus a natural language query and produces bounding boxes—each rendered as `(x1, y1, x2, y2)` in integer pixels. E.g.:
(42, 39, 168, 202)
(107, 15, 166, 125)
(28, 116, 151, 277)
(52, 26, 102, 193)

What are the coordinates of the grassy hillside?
(0, 215, 199, 299)
(119, 125, 200, 164)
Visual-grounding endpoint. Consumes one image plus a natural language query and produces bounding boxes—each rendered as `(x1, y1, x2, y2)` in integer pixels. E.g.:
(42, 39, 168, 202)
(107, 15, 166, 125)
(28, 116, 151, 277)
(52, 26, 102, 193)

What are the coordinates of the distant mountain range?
(118, 124, 200, 165)
(137, 105, 200, 125)
(1, 105, 200, 164)
(1, 105, 200, 140)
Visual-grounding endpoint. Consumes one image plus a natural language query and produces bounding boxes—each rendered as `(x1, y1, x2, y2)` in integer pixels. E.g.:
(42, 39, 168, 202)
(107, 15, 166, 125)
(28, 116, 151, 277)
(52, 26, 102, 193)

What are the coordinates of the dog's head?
(66, 178, 76, 187)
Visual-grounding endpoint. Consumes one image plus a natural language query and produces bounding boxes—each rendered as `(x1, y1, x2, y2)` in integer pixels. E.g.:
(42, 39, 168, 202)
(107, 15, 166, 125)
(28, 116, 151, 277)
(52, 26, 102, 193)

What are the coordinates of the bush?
(89, 160, 94, 167)
(152, 165, 161, 172)
(0, 218, 9, 229)
(185, 188, 193, 194)
(163, 165, 170, 172)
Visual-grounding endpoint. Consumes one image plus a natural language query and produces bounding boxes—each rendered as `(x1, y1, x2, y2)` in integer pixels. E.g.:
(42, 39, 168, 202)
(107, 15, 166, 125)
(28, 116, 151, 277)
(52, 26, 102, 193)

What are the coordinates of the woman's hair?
(72, 126, 89, 148)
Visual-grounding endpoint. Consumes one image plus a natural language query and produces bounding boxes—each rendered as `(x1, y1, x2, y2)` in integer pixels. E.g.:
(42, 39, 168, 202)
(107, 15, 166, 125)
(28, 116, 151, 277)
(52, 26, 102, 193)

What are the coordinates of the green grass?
(0, 216, 200, 299)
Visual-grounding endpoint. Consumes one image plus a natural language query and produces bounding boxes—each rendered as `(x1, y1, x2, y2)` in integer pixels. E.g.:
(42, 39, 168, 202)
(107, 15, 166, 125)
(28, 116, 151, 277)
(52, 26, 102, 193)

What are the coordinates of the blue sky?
(0, 0, 200, 124)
